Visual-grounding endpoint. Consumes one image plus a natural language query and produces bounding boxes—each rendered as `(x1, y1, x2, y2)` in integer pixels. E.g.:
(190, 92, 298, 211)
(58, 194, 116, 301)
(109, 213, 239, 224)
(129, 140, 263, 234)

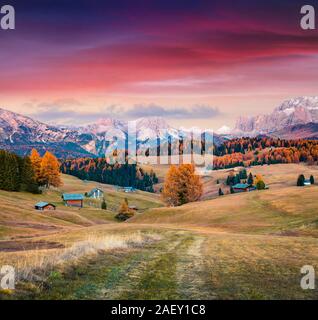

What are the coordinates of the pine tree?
(20, 156, 40, 193)
(240, 169, 247, 180)
(233, 174, 240, 185)
(310, 175, 315, 185)
(247, 173, 254, 185)
(101, 198, 107, 210)
(0, 150, 19, 191)
(297, 174, 305, 187)
(5, 152, 20, 191)
(40, 151, 62, 188)
(0, 150, 22, 192)
(218, 188, 224, 196)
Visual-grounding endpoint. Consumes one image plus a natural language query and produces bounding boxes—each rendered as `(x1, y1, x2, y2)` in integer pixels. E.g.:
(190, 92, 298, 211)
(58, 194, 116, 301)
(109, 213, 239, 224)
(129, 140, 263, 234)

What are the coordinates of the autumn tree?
(255, 174, 265, 189)
(256, 180, 266, 190)
(30, 148, 42, 184)
(115, 198, 134, 221)
(40, 151, 62, 188)
(162, 164, 203, 206)
(119, 198, 129, 213)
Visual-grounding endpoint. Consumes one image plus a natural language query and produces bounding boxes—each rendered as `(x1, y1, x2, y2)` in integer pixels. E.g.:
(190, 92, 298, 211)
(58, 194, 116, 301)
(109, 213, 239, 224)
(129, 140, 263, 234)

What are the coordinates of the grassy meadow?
(1, 163, 318, 300)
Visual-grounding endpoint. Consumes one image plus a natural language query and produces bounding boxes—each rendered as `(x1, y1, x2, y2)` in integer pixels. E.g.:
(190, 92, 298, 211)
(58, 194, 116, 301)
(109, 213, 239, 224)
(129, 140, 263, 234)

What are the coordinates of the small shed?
(62, 194, 84, 208)
(232, 183, 252, 193)
(304, 180, 311, 186)
(87, 188, 104, 199)
(35, 202, 56, 211)
(129, 205, 138, 211)
(124, 187, 136, 193)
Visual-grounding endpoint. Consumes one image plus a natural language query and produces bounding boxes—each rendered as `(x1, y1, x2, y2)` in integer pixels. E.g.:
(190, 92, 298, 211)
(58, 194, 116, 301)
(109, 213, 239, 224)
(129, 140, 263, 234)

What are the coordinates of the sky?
(1, 0, 318, 130)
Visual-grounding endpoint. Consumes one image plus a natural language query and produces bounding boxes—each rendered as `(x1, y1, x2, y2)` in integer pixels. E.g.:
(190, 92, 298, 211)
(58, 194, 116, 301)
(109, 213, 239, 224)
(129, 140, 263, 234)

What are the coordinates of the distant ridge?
(0, 108, 224, 158)
(233, 96, 318, 139)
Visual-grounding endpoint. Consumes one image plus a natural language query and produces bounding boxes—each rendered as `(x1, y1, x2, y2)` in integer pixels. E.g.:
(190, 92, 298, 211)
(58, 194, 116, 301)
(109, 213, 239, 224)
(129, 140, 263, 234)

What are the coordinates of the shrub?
(115, 211, 135, 221)
(256, 180, 265, 190)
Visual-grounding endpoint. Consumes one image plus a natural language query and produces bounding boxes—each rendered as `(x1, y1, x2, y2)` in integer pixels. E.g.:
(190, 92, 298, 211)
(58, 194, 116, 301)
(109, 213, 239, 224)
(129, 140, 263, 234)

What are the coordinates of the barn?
(35, 202, 56, 211)
(62, 193, 84, 208)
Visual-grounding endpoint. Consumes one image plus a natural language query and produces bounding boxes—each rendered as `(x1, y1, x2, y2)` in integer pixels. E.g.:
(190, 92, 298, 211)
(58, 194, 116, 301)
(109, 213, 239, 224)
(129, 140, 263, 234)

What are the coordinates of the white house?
(87, 188, 104, 199)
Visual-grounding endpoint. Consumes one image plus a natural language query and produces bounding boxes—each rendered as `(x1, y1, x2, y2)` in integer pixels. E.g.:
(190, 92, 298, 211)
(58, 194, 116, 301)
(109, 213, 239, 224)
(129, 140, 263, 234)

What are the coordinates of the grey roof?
(87, 188, 104, 196)
(35, 201, 55, 208)
(62, 193, 84, 201)
(233, 183, 251, 189)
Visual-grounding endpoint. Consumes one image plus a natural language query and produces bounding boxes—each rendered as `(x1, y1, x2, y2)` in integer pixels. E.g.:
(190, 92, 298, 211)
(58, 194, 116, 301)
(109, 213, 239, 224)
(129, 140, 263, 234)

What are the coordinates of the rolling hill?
(1, 163, 318, 300)
(0, 174, 163, 241)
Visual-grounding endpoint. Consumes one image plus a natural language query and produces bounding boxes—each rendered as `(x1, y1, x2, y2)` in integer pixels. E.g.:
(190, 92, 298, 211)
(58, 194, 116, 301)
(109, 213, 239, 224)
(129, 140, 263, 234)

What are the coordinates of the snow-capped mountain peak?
(0, 108, 225, 157)
(234, 96, 318, 136)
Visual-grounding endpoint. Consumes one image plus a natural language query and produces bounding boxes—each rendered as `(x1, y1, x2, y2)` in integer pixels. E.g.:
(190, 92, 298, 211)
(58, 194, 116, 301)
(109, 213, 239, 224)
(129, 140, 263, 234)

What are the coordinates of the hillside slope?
(132, 164, 318, 237)
(0, 174, 163, 240)
(1, 164, 318, 300)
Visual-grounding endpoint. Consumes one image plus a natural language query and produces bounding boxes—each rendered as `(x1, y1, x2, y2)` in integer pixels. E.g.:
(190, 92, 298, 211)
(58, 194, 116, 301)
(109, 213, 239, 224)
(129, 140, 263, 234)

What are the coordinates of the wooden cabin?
(62, 194, 84, 208)
(35, 202, 56, 211)
(232, 183, 256, 193)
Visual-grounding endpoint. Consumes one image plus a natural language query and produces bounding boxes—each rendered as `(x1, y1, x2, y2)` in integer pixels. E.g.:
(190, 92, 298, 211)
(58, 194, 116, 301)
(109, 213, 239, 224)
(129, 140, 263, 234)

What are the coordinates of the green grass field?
(1, 164, 318, 300)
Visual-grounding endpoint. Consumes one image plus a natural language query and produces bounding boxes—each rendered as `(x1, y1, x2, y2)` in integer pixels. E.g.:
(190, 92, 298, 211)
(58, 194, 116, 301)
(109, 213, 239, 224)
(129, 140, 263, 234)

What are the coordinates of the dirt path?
(13, 231, 217, 300)
(99, 232, 216, 299)
(176, 236, 217, 299)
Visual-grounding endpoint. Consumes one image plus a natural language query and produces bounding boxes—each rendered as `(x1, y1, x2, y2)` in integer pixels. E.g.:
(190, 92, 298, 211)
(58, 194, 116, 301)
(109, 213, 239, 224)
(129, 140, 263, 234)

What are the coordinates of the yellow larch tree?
(162, 164, 203, 207)
(29, 148, 42, 184)
(40, 151, 62, 188)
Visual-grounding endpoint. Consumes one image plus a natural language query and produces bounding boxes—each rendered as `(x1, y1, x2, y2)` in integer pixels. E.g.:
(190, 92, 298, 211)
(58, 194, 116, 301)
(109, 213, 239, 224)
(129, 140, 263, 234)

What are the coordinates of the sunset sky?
(1, 0, 318, 130)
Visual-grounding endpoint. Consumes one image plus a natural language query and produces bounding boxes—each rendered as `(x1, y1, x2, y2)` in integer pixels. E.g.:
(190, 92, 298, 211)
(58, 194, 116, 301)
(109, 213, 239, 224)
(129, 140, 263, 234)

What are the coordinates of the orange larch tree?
(162, 164, 203, 207)
(40, 151, 62, 188)
(30, 148, 42, 184)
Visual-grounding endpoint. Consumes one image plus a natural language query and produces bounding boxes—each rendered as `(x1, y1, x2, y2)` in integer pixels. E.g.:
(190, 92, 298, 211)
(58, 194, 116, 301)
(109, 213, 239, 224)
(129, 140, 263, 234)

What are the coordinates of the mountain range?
(1, 96, 318, 158)
(0, 108, 220, 158)
(234, 96, 318, 138)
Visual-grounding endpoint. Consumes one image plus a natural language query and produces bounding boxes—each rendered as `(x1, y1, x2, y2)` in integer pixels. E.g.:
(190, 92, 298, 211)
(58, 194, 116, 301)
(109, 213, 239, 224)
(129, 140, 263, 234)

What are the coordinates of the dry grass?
(0, 232, 160, 283)
(132, 183, 318, 236)
(0, 173, 163, 240)
(1, 163, 318, 299)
